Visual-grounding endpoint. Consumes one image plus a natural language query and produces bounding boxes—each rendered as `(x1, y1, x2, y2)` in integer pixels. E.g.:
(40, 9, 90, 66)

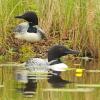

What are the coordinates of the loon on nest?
(13, 11, 46, 42)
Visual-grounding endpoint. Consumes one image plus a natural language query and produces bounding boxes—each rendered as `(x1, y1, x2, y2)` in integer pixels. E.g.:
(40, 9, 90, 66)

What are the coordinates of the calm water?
(0, 60, 100, 100)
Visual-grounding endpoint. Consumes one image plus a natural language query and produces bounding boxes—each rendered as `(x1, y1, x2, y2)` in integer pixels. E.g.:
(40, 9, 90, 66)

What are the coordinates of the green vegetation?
(0, 1, 100, 100)
(0, 0, 100, 62)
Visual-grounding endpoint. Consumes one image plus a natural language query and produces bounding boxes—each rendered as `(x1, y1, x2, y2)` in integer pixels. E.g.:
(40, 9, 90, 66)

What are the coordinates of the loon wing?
(13, 24, 23, 33)
(13, 22, 28, 33)
(25, 58, 49, 72)
(36, 26, 47, 39)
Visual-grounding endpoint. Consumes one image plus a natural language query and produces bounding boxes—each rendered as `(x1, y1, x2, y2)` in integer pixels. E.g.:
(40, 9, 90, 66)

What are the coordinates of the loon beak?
(65, 49, 79, 55)
(15, 15, 23, 19)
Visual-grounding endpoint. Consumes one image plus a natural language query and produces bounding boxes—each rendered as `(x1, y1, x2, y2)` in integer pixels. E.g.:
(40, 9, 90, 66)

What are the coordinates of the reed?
(0, 0, 100, 62)
(36, 0, 100, 58)
(0, 1, 100, 100)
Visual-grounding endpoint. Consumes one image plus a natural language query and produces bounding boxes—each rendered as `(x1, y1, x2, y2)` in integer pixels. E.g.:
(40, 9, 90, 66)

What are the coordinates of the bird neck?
(48, 58, 62, 65)
(27, 23, 37, 33)
(29, 22, 34, 26)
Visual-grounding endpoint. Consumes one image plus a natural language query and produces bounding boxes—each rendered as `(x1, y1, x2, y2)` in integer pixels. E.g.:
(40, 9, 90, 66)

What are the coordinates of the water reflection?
(10, 60, 100, 99)
(23, 79, 37, 95)
(15, 69, 36, 94)
(15, 70, 73, 95)
(48, 73, 73, 88)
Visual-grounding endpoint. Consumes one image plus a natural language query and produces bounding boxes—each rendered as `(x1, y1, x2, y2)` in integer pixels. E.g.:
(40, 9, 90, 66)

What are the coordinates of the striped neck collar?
(29, 22, 38, 26)
(48, 59, 61, 65)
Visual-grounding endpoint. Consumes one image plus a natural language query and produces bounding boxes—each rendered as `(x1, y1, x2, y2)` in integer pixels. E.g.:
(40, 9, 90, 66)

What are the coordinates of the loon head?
(15, 11, 38, 25)
(48, 45, 79, 62)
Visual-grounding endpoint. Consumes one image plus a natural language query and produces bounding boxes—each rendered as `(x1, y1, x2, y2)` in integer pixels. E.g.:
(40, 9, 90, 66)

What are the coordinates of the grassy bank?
(0, 0, 100, 62)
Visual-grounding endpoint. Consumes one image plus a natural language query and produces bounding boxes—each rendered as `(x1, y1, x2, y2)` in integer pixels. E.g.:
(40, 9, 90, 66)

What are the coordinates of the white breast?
(26, 58, 69, 72)
(14, 22, 42, 42)
(48, 63, 68, 71)
(22, 32, 41, 42)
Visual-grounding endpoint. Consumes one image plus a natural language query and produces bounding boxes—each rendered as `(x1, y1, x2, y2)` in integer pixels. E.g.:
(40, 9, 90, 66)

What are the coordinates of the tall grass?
(36, 0, 100, 58)
(0, 0, 37, 62)
(0, 1, 100, 100)
(0, 0, 100, 60)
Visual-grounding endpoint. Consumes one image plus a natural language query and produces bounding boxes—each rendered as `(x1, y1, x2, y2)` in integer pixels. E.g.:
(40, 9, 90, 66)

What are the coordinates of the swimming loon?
(23, 45, 79, 93)
(13, 11, 46, 42)
(24, 45, 79, 92)
(25, 45, 79, 72)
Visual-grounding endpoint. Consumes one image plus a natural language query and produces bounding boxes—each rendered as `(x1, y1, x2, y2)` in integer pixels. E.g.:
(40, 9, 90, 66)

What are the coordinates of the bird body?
(48, 63, 68, 71)
(25, 58, 68, 72)
(14, 11, 46, 42)
(25, 58, 49, 72)
(25, 45, 79, 73)
(14, 22, 45, 42)
(16, 45, 79, 93)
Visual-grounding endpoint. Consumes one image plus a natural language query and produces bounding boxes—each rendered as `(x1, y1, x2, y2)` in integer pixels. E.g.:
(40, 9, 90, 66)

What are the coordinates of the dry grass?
(0, 0, 100, 62)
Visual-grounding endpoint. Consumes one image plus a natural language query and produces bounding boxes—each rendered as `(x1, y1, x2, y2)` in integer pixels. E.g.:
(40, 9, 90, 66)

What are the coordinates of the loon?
(25, 45, 79, 72)
(13, 11, 46, 42)
(23, 45, 79, 93)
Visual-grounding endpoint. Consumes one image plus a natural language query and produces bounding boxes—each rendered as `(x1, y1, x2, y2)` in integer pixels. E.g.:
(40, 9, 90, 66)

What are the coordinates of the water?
(0, 60, 100, 100)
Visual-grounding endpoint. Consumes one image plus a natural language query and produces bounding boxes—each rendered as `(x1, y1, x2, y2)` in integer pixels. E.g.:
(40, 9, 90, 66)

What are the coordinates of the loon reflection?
(22, 75, 73, 95)
(48, 72, 73, 88)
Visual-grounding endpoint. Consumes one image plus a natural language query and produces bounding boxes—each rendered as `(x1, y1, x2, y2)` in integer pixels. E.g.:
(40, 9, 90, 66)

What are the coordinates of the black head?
(15, 11, 38, 25)
(48, 45, 79, 61)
